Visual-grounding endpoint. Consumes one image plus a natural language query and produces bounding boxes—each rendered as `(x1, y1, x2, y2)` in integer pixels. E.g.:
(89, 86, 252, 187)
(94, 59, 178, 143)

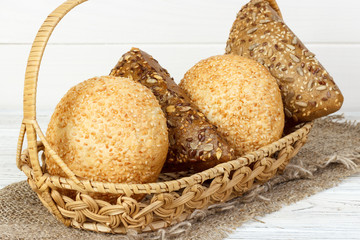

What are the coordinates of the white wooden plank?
(0, 44, 359, 112)
(225, 174, 360, 240)
(1, 0, 359, 44)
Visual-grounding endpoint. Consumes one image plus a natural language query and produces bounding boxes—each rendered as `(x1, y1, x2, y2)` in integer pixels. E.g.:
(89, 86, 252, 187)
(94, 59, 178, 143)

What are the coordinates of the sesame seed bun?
(180, 55, 284, 155)
(45, 76, 168, 187)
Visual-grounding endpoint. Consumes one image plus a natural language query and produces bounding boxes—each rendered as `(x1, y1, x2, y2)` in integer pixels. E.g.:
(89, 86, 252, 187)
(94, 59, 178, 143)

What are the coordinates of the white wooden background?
(1, 0, 360, 239)
(0, 0, 360, 113)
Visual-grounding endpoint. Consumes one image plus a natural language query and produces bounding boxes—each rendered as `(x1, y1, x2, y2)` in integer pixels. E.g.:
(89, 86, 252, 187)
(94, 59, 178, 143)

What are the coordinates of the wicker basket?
(16, 0, 312, 234)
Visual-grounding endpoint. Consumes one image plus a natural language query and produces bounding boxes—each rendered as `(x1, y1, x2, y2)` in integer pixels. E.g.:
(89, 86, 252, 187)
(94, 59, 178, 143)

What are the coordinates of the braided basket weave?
(16, 0, 313, 234)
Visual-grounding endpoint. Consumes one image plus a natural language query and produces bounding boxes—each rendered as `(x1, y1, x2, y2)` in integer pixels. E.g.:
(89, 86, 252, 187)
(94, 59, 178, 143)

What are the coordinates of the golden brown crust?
(110, 48, 235, 172)
(45, 76, 169, 187)
(180, 55, 284, 155)
(226, 0, 344, 122)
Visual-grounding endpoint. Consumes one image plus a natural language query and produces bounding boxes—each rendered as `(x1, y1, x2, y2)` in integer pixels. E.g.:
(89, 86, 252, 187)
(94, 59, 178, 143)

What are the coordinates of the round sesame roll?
(180, 55, 284, 155)
(45, 76, 169, 186)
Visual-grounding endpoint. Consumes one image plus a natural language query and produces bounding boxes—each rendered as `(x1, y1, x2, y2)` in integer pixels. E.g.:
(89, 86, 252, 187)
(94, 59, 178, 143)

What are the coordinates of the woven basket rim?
(19, 121, 313, 195)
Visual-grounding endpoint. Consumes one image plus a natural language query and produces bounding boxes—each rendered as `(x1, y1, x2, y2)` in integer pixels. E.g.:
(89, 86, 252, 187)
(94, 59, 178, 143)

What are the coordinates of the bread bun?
(45, 76, 168, 187)
(180, 55, 284, 155)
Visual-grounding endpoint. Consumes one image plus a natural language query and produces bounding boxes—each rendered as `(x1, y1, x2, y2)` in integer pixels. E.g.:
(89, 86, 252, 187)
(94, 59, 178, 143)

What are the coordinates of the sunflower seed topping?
(247, 27, 258, 34)
(257, 58, 265, 65)
(316, 86, 327, 91)
(260, 19, 271, 24)
(290, 54, 300, 63)
(307, 79, 314, 89)
(292, 37, 298, 45)
(216, 148, 222, 160)
(179, 106, 191, 112)
(297, 67, 304, 76)
(295, 101, 308, 108)
(267, 48, 274, 57)
(167, 119, 176, 127)
(304, 51, 315, 58)
(249, 43, 260, 51)
(203, 144, 214, 152)
(286, 44, 296, 51)
(153, 74, 162, 80)
(146, 78, 157, 84)
(286, 91, 295, 102)
(190, 142, 198, 150)
(284, 108, 292, 117)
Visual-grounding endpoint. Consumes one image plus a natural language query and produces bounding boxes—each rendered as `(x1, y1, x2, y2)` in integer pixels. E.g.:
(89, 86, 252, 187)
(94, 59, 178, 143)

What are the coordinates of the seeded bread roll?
(45, 76, 168, 200)
(180, 55, 284, 155)
(226, 0, 344, 122)
(110, 48, 234, 172)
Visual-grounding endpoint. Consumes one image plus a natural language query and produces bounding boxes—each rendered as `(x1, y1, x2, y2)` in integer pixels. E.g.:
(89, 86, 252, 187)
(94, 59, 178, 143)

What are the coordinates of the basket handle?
(23, 0, 88, 121)
(21, 0, 88, 186)
(265, 0, 283, 18)
(18, 0, 89, 222)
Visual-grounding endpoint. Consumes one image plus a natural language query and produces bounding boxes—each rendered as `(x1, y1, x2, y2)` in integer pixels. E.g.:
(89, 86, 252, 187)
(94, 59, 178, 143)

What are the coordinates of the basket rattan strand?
(16, 0, 312, 234)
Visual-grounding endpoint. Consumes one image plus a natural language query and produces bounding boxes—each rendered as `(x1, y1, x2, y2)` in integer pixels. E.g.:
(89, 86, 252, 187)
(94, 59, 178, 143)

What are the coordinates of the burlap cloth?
(1, 115, 359, 240)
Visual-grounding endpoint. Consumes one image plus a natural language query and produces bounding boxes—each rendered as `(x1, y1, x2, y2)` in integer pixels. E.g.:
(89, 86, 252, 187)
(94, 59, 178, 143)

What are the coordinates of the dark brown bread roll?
(110, 48, 234, 172)
(226, 0, 344, 122)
